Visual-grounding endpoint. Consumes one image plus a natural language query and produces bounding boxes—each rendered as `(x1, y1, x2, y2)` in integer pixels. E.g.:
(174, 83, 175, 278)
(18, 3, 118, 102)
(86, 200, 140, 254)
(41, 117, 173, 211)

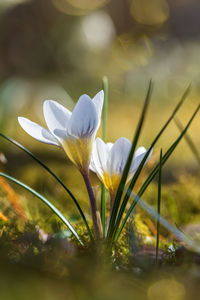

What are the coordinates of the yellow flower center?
(102, 172, 122, 194)
(62, 137, 92, 171)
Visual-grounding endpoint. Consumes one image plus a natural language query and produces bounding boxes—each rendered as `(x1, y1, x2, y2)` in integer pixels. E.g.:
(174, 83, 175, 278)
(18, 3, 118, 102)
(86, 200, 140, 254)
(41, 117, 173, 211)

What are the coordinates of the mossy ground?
(1, 155, 200, 299)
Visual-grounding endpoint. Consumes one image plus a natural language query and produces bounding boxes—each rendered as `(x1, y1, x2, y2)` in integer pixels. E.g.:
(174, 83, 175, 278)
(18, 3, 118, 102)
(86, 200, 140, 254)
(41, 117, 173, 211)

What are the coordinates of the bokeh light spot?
(148, 279, 186, 300)
(66, 0, 109, 10)
(81, 11, 115, 51)
(52, 0, 88, 16)
(52, 0, 109, 15)
(111, 34, 153, 71)
(130, 0, 170, 25)
(0, 0, 28, 9)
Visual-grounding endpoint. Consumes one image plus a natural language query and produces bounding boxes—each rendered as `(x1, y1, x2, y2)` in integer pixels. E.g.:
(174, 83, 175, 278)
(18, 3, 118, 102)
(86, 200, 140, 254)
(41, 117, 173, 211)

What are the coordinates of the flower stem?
(82, 170, 102, 239)
(110, 191, 116, 216)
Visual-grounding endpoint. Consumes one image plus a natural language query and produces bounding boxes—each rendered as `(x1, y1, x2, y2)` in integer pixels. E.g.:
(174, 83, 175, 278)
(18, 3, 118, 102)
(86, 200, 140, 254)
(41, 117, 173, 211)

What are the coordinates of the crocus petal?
(43, 100, 71, 140)
(130, 146, 152, 173)
(67, 94, 98, 138)
(62, 136, 93, 170)
(90, 140, 112, 174)
(92, 90, 104, 127)
(89, 157, 97, 173)
(18, 117, 59, 146)
(90, 138, 108, 177)
(107, 137, 132, 176)
(106, 142, 113, 153)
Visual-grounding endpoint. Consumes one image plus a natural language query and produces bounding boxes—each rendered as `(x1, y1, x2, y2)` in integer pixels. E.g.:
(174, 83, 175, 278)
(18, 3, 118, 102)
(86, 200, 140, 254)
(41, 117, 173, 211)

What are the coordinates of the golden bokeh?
(66, 0, 109, 10)
(0, 0, 27, 7)
(111, 33, 153, 71)
(148, 279, 186, 300)
(130, 0, 170, 25)
(52, 0, 88, 15)
(52, 0, 109, 15)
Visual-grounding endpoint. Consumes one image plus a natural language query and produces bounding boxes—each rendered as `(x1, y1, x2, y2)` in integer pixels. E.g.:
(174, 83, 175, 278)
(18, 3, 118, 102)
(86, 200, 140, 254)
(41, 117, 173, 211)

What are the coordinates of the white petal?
(106, 142, 113, 153)
(107, 137, 131, 176)
(89, 157, 97, 173)
(90, 138, 108, 177)
(18, 117, 59, 146)
(92, 90, 104, 127)
(67, 94, 98, 138)
(130, 146, 152, 173)
(90, 139, 112, 175)
(43, 100, 71, 139)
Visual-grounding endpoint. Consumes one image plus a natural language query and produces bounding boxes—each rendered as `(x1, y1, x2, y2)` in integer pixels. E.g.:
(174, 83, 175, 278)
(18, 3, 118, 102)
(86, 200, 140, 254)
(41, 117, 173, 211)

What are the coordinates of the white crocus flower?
(90, 137, 152, 201)
(18, 91, 104, 173)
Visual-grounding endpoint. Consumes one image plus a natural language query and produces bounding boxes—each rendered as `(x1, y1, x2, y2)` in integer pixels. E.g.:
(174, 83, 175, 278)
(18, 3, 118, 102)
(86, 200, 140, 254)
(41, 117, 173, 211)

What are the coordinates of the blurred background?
(0, 0, 199, 156)
(0, 3, 200, 299)
(0, 0, 200, 216)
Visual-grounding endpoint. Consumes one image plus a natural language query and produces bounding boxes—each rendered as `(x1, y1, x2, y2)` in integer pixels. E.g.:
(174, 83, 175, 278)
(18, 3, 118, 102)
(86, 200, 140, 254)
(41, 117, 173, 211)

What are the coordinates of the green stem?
(101, 183, 106, 238)
(102, 76, 108, 141)
(110, 191, 116, 216)
(101, 76, 108, 238)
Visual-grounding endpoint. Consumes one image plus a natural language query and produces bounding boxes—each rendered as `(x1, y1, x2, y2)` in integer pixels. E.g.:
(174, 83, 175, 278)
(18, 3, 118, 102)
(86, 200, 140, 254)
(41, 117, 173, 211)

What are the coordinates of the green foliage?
(156, 149, 162, 264)
(146, 174, 200, 227)
(112, 85, 193, 242)
(107, 80, 153, 239)
(0, 172, 84, 245)
(0, 133, 93, 240)
(101, 76, 108, 238)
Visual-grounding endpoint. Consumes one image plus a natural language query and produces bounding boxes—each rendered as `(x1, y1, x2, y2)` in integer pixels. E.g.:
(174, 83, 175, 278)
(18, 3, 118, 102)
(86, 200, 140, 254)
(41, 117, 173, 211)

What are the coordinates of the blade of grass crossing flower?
(111, 85, 191, 240)
(114, 104, 200, 241)
(156, 149, 162, 265)
(174, 117, 200, 166)
(131, 193, 200, 253)
(0, 133, 93, 240)
(107, 80, 153, 239)
(101, 76, 108, 237)
(0, 172, 84, 246)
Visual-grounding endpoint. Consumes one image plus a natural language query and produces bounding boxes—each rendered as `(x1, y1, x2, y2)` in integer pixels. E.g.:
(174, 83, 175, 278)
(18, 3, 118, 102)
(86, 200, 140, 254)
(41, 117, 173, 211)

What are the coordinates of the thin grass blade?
(174, 117, 200, 165)
(156, 149, 162, 264)
(112, 85, 191, 240)
(0, 133, 93, 240)
(0, 171, 84, 246)
(101, 184, 106, 238)
(129, 193, 199, 253)
(101, 76, 108, 237)
(107, 80, 153, 239)
(102, 76, 108, 141)
(115, 104, 200, 241)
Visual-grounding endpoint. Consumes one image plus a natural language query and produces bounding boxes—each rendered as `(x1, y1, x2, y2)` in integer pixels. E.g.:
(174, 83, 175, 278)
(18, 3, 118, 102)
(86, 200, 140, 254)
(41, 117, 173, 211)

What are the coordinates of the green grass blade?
(138, 104, 200, 197)
(174, 117, 200, 166)
(0, 133, 93, 240)
(102, 76, 108, 141)
(107, 80, 153, 239)
(156, 149, 162, 264)
(128, 193, 200, 253)
(101, 76, 108, 238)
(101, 183, 106, 238)
(111, 85, 191, 240)
(0, 171, 84, 246)
(115, 104, 200, 241)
